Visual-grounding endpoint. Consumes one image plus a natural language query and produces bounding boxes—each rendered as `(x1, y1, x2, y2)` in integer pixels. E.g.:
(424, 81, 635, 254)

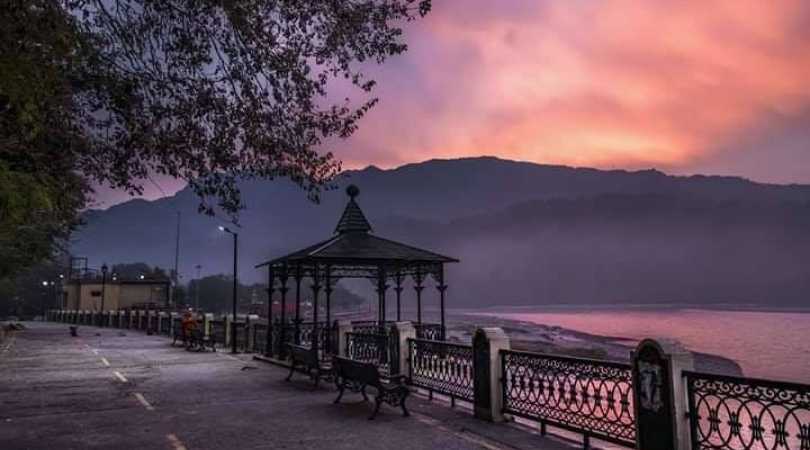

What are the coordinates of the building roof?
(256, 185, 458, 268)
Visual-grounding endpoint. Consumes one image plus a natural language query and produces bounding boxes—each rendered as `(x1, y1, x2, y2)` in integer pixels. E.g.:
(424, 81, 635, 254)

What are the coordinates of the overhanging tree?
(0, 0, 431, 277)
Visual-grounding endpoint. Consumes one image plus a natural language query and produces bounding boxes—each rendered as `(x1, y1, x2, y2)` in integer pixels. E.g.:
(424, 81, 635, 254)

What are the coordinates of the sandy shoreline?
(445, 312, 743, 376)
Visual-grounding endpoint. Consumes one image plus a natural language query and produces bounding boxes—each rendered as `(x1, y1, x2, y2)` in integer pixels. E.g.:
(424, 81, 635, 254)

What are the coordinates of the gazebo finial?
(335, 184, 372, 234)
(346, 184, 360, 199)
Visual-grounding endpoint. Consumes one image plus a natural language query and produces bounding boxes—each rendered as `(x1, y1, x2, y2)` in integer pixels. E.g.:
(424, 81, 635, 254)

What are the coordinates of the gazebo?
(255, 185, 458, 356)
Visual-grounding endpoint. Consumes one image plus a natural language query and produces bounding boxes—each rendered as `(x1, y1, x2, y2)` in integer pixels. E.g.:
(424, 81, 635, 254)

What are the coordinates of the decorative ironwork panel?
(408, 338, 474, 402)
(414, 323, 444, 341)
(346, 332, 391, 375)
(685, 371, 810, 450)
(210, 320, 226, 346)
(501, 349, 636, 447)
(233, 322, 248, 351)
(252, 324, 267, 354)
(351, 321, 393, 335)
(160, 317, 170, 335)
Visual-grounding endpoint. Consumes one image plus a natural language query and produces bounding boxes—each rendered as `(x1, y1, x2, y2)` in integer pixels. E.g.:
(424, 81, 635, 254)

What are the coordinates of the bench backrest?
(288, 344, 318, 364)
(333, 356, 382, 389)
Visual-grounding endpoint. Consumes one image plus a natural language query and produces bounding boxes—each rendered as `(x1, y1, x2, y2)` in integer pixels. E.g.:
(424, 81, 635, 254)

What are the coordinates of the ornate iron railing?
(210, 320, 226, 346)
(297, 321, 333, 353)
(685, 371, 810, 450)
(160, 317, 170, 335)
(346, 332, 392, 375)
(252, 323, 267, 354)
(500, 349, 636, 448)
(233, 322, 249, 351)
(351, 321, 393, 335)
(414, 323, 444, 341)
(408, 338, 474, 404)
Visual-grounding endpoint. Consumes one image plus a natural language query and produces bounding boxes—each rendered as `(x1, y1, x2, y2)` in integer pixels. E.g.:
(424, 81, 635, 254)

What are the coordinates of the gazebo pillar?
(324, 266, 333, 353)
(278, 267, 289, 359)
(436, 266, 447, 341)
(414, 268, 424, 325)
(294, 266, 302, 344)
(377, 267, 388, 332)
(266, 267, 275, 356)
(311, 266, 322, 353)
(394, 271, 404, 322)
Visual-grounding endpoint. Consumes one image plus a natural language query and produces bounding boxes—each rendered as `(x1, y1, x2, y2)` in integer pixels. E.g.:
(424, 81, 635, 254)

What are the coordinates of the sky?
(93, 0, 810, 208)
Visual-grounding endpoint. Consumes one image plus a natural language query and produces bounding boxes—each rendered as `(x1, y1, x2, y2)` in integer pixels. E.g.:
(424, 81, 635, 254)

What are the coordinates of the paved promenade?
(0, 322, 589, 450)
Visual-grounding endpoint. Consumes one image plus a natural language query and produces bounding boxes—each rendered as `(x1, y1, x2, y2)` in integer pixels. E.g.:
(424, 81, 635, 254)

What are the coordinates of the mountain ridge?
(71, 157, 810, 307)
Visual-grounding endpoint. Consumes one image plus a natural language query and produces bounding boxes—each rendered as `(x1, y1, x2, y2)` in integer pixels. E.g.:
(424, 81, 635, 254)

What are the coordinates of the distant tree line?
(184, 274, 366, 315)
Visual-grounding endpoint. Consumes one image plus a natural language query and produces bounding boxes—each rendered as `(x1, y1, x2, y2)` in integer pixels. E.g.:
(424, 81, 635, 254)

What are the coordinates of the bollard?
(336, 320, 353, 357)
(472, 327, 510, 422)
(246, 314, 260, 351)
(392, 322, 416, 377)
(203, 313, 213, 339)
(632, 339, 694, 450)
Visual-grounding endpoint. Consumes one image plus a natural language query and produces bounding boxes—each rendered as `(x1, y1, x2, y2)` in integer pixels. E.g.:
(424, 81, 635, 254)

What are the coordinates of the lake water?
(479, 307, 810, 384)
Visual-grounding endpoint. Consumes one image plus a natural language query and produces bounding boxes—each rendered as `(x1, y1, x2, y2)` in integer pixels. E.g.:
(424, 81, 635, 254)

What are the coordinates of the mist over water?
(480, 306, 810, 384)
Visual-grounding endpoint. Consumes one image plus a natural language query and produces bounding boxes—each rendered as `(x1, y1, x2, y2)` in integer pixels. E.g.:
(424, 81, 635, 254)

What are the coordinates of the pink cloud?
(331, 0, 810, 182)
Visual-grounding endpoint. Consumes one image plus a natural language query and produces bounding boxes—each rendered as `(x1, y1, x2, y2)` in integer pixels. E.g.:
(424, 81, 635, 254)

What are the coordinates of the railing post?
(107, 310, 114, 327)
(204, 313, 213, 338)
(473, 327, 510, 422)
(225, 315, 233, 347)
(392, 322, 416, 377)
(632, 339, 694, 450)
(336, 320, 353, 357)
(170, 312, 179, 335)
(247, 314, 259, 351)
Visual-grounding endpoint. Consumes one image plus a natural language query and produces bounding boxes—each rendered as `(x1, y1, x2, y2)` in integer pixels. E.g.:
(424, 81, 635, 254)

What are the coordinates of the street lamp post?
(219, 226, 239, 354)
(194, 264, 202, 310)
(100, 264, 108, 327)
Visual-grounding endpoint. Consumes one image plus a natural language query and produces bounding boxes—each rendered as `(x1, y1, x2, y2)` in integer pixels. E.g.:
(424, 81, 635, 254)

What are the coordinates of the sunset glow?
(336, 0, 810, 182)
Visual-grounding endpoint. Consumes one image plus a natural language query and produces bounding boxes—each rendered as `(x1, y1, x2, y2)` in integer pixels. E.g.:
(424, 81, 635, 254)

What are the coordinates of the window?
(91, 290, 102, 297)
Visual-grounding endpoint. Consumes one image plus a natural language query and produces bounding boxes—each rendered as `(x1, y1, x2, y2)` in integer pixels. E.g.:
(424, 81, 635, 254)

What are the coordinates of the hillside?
(71, 157, 810, 307)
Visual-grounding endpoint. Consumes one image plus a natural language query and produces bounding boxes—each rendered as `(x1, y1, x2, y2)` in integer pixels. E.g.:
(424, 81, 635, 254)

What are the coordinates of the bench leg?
(334, 384, 345, 404)
(369, 397, 383, 420)
(285, 361, 296, 382)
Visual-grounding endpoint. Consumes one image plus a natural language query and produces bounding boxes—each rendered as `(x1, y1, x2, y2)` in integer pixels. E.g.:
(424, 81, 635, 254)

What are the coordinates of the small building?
(62, 276, 170, 311)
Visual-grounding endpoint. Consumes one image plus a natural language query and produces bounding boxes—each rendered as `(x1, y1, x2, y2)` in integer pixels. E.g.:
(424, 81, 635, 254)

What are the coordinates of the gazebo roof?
(255, 185, 458, 269)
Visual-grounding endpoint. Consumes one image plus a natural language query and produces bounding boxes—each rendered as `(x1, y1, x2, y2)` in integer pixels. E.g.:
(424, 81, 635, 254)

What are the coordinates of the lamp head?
(101, 263, 108, 275)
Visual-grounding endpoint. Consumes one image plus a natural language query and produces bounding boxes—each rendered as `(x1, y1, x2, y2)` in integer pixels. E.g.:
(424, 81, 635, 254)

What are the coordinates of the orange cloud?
(335, 0, 810, 179)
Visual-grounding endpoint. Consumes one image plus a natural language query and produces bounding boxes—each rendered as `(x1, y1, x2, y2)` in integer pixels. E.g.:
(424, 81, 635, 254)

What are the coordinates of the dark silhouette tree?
(0, 0, 430, 278)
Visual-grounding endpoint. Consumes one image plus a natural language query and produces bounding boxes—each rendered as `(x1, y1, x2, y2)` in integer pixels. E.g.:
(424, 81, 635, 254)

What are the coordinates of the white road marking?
(100, 357, 110, 367)
(133, 392, 155, 411)
(91, 349, 99, 355)
(166, 433, 188, 450)
(113, 371, 128, 383)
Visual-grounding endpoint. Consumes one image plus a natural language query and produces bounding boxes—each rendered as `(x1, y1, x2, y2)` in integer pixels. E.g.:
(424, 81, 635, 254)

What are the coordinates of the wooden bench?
(285, 344, 331, 387)
(187, 329, 215, 352)
(172, 327, 214, 352)
(332, 356, 410, 420)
